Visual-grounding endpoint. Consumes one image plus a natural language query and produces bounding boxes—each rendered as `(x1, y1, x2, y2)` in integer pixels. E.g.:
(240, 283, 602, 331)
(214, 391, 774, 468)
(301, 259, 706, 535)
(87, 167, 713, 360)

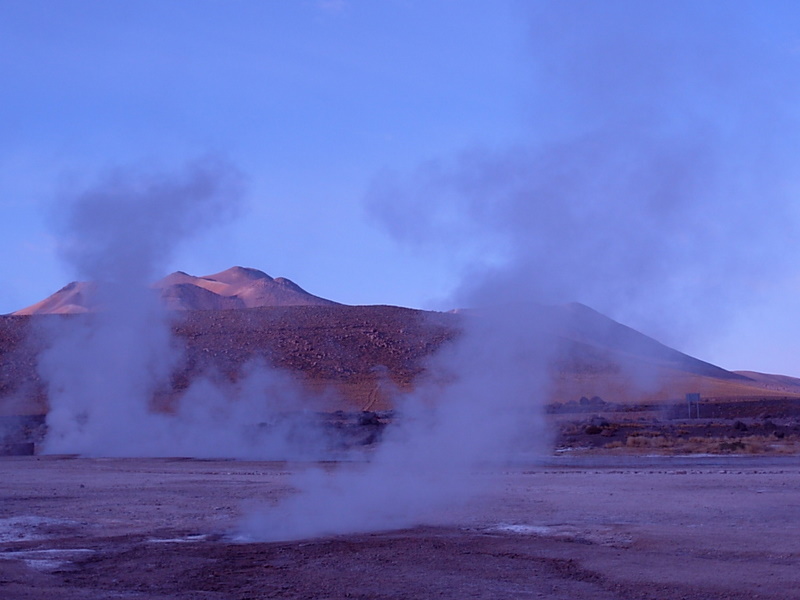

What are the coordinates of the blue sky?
(1, 1, 525, 309)
(3, 1, 800, 376)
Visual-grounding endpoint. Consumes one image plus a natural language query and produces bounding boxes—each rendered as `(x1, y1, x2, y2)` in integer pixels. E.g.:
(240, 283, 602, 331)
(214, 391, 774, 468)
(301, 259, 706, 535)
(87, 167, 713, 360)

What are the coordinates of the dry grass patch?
(605, 434, 800, 454)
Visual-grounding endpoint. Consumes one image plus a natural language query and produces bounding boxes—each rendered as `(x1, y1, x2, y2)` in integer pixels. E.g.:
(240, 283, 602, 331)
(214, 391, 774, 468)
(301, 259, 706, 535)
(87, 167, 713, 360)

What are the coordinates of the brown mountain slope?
(732, 371, 800, 394)
(12, 281, 98, 316)
(1, 302, 798, 417)
(547, 302, 750, 381)
(542, 302, 782, 405)
(152, 267, 340, 309)
(11, 267, 338, 315)
(160, 283, 246, 311)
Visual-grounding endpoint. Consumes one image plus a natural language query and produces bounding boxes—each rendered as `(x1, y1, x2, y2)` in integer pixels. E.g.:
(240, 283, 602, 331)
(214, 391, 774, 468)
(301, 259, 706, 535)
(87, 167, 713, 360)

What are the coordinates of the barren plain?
(2, 455, 799, 599)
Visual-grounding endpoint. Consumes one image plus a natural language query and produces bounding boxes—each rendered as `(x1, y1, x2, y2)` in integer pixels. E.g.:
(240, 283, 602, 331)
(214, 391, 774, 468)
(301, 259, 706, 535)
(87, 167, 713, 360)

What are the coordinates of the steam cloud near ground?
(23, 1, 800, 542)
(245, 1, 800, 540)
(240, 311, 552, 541)
(35, 155, 553, 541)
(38, 159, 330, 459)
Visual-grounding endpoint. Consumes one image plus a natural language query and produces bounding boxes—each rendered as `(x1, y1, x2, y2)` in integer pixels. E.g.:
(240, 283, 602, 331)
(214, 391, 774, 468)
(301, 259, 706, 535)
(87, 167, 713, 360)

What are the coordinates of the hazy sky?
(3, 0, 800, 376)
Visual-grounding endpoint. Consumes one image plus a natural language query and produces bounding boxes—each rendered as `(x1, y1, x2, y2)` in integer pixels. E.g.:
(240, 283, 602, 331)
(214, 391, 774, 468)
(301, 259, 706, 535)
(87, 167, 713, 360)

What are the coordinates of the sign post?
(686, 393, 701, 418)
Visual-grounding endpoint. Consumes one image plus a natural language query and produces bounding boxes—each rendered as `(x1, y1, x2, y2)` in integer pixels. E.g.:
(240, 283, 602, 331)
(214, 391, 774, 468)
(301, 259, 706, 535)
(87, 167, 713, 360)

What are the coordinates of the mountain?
(4, 270, 800, 415)
(10, 267, 339, 315)
(545, 302, 748, 380)
(11, 281, 98, 315)
(152, 267, 340, 310)
(539, 302, 779, 405)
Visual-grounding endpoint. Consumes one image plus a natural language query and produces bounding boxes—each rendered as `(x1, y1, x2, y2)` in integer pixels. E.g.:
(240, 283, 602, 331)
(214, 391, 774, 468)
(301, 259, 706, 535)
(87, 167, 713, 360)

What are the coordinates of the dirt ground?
(1, 455, 799, 599)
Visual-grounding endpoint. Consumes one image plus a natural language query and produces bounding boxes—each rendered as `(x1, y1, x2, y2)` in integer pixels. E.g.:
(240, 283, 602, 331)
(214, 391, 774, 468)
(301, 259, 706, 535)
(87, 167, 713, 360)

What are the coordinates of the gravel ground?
(1, 455, 799, 599)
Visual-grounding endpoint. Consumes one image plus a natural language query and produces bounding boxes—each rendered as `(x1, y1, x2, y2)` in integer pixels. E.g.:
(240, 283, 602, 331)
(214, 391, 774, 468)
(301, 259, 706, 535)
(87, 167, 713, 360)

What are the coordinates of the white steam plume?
(369, 0, 800, 345)
(38, 158, 328, 458)
(240, 309, 551, 541)
(241, 1, 800, 541)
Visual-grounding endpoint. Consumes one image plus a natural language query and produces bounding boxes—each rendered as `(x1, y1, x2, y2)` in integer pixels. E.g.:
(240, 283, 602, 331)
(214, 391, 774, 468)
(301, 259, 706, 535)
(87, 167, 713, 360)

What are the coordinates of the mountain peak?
(11, 267, 339, 314)
(203, 266, 271, 285)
